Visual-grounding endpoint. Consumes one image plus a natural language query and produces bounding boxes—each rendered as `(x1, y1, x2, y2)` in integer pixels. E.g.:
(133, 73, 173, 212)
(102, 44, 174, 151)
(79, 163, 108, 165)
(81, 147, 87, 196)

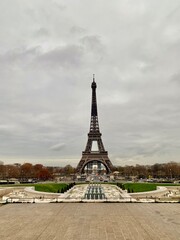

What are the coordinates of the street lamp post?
(170, 169, 172, 181)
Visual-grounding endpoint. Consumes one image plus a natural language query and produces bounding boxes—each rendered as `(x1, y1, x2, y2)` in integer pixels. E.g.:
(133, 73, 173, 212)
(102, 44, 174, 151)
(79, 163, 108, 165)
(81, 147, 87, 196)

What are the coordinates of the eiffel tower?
(76, 75, 113, 174)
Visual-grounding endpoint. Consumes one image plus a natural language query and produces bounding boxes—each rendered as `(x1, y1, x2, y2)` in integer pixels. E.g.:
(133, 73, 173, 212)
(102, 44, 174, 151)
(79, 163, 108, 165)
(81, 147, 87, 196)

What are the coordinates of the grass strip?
(123, 183, 180, 193)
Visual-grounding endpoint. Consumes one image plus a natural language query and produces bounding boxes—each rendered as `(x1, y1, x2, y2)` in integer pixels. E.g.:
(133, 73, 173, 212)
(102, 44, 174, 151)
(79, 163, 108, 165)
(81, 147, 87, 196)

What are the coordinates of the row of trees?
(0, 163, 53, 181)
(0, 161, 179, 180)
(115, 162, 180, 179)
(0, 163, 77, 181)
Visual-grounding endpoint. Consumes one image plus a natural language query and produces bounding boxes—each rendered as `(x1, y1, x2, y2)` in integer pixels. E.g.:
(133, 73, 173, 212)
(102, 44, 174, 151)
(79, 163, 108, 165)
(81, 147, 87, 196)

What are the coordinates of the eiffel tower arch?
(76, 75, 113, 174)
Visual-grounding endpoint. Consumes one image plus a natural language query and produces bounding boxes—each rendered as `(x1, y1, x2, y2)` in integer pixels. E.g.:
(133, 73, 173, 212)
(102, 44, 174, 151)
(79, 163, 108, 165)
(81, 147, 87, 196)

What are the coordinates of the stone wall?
(0, 187, 25, 198)
(24, 187, 61, 198)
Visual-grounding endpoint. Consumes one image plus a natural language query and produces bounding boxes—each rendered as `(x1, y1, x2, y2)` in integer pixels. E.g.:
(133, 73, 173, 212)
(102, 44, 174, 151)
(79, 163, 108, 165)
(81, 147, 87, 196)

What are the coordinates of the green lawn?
(0, 183, 69, 193)
(34, 183, 68, 193)
(1, 182, 179, 193)
(123, 183, 180, 193)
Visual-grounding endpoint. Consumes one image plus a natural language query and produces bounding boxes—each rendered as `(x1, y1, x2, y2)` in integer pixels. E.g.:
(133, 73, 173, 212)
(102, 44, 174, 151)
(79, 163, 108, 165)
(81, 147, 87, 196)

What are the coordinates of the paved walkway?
(0, 203, 179, 240)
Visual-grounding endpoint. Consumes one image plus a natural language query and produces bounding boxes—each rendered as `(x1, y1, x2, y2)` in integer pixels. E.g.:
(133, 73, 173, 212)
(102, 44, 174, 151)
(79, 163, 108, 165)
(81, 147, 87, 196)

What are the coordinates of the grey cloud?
(0, 0, 180, 166)
(50, 143, 66, 151)
(0, 47, 40, 68)
(37, 45, 84, 68)
(80, 35, 105, 54)
(170, 73, 180, 84)
(70, 26, 86, 35)
(34, 28, 50, 38)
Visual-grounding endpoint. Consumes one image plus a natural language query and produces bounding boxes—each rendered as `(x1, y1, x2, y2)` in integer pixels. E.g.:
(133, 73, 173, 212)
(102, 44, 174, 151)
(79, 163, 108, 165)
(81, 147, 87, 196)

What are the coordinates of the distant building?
(14, 163, 21, 167)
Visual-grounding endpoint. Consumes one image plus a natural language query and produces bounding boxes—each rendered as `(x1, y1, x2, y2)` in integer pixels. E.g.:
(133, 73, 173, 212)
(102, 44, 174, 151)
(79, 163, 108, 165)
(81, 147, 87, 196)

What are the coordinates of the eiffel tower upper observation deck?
(76, 75, 113, 174)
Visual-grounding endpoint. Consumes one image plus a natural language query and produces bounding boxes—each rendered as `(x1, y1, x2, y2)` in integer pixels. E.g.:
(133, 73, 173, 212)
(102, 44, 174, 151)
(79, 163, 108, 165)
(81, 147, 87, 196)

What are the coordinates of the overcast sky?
(0, 0, 180, 167)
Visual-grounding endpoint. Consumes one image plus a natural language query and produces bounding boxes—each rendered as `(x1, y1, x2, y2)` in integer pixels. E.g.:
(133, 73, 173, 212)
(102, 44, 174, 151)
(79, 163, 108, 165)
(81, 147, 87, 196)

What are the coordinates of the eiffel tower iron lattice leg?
(76, 75, 113, 174)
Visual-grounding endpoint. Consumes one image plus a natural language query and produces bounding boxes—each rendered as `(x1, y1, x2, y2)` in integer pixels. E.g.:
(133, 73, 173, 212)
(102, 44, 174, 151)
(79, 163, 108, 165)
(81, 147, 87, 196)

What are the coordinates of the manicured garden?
(118, 182, 180, 193)
(34, 183, 68, 193)
(0, 182, 179, 193)
(0, 183, 75, 193)
(39, 182, 179, 193)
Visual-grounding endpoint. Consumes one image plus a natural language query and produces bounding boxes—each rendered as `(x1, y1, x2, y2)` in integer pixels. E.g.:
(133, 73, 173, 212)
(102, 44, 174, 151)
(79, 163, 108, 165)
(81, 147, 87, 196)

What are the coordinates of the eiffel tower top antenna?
(93, 74, 95, 82)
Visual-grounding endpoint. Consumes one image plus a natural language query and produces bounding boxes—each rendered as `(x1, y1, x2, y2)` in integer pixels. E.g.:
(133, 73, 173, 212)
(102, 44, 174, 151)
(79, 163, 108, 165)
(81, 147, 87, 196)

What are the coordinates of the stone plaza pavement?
(0, 203, 179, 240)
